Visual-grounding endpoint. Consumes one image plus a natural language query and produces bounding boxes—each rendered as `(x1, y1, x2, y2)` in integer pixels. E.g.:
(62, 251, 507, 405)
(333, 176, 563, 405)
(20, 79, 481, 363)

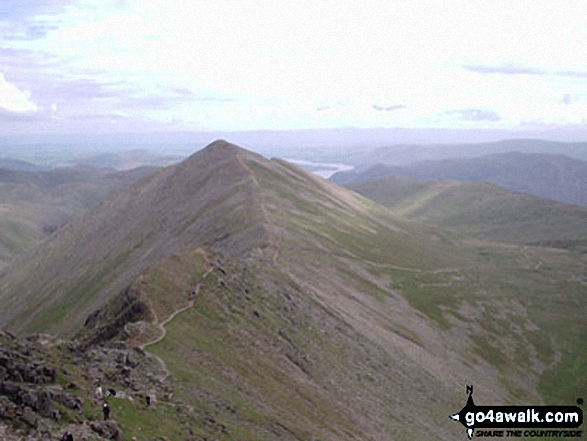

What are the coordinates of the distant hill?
(69, 149, 186, 170)
(332, 151, 587, 206)
(350, 139, 587, 166)
(0, 141, 585, 439)
(347, 176, 587, 250)
(0, 157, 45, 171)
(0, 166, 157, 268)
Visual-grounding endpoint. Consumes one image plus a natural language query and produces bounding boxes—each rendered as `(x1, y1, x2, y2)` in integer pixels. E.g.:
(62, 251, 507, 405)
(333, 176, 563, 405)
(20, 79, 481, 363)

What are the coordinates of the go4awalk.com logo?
(450, 386, 584, 439)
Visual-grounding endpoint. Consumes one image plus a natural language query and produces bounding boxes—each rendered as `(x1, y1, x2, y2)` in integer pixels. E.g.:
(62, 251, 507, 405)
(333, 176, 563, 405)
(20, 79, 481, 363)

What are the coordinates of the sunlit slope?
(347, 174, 587, 405)
(348, 176, 587, 248)
(333, 151, 587, 206)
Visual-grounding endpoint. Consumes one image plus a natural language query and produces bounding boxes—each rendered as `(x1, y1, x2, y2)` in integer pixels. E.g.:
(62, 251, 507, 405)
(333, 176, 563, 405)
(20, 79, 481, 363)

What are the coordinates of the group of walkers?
(60, 383, 155, 440)
(95, 385, 112, 420)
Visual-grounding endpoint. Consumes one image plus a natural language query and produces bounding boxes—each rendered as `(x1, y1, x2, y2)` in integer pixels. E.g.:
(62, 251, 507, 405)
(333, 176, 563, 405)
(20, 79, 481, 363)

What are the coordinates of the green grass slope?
(333, 151, 587, 206)
(348, 176, 587, 249)
(347, 175, 587, 406)
(1, 141, 585, 439)
(0, 142, 270, 337)
(0, 166, 156, 269)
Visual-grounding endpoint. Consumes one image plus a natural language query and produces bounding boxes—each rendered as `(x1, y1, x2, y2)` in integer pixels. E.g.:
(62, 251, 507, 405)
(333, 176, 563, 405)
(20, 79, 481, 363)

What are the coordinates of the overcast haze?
(1, 0, 587, 140)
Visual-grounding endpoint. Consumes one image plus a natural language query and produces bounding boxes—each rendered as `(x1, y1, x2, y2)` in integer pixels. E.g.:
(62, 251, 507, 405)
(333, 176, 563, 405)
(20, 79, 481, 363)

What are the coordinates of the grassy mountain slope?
(332, 152, 587, 206)
(0, 141, 585, 439)
(348, 176, 587, 249)
(346, 175, 587, 405)
(0, 166, 157, 269)
(0, 142, 271, 337)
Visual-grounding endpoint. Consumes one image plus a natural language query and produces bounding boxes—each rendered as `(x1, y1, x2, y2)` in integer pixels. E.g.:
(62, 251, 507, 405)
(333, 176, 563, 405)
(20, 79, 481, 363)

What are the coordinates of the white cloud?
(2, 0, 587, 132)
(0, 72, 39, 113)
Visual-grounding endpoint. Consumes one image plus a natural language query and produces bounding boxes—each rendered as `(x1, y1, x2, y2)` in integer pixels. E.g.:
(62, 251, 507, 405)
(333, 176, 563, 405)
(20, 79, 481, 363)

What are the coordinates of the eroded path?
(140, 249, 214, 379)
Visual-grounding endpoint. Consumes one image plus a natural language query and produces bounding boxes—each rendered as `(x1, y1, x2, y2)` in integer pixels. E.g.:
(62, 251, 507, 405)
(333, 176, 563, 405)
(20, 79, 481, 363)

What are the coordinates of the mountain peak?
(177, 139, 264, 175)
(202, 139, 241, 152)
(191, 139, 251, 161)
(0, 141, 275, 335)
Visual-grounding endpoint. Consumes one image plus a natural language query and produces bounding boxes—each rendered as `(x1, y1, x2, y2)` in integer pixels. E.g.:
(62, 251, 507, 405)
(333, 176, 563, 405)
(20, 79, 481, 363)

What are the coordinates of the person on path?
(103, 403, 110, 420)
(95, 385, 103, 400)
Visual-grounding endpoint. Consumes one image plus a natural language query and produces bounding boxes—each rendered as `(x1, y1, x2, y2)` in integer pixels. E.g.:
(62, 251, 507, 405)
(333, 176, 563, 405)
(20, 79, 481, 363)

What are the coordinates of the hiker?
(103, 403, 110, 420)
(61, 430, 73, 441)
(146, 395, 151, 407)
(95, 384, 103, 400)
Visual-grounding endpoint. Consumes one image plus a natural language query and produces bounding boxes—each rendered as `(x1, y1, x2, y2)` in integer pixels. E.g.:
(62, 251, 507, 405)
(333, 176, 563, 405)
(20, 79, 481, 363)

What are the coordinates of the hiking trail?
(140, 249, 214, 379)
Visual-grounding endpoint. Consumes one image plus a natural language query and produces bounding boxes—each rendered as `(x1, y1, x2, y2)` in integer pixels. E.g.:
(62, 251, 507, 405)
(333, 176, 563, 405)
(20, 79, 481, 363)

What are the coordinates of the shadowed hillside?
(0, 141, 585, 440)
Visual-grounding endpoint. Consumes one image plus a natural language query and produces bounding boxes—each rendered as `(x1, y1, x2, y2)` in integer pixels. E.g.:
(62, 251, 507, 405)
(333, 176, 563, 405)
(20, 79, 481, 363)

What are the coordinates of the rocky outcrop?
(0, 346, 56, 384)
(0, 330, 178, 440)
(0, 334, 85, 439)
(0, 382, 56, 419)
(89, 420, 123, 441)
(80, 285, 154, 347)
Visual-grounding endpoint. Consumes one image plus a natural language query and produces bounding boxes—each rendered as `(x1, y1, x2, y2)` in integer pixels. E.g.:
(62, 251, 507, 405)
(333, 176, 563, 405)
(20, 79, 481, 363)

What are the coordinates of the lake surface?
(283, 158, 355, 179)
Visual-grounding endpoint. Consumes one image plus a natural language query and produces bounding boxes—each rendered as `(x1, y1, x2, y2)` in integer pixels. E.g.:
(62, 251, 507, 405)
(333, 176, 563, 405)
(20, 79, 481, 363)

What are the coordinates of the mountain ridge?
(0, 140, 276, 336)
(331, 151, 587, 206)
(0, 140, 584, 439)
(346, 175, 587, 248)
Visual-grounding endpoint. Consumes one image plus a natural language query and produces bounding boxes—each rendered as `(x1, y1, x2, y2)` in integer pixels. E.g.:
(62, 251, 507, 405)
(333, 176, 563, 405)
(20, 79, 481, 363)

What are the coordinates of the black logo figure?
(450, 385, 476, 439)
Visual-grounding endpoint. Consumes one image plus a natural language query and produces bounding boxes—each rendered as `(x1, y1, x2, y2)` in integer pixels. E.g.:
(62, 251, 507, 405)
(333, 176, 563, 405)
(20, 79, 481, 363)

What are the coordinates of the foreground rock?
(0, 331, 169, 440)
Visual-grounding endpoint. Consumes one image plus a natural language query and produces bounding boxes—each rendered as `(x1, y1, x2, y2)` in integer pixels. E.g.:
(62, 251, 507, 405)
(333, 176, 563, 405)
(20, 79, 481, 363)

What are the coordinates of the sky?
(1, 0, 587, 139)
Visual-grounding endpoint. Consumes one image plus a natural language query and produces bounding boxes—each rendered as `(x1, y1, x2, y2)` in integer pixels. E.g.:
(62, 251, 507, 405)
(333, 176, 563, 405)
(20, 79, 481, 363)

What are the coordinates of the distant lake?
(283, 158, 355, 179)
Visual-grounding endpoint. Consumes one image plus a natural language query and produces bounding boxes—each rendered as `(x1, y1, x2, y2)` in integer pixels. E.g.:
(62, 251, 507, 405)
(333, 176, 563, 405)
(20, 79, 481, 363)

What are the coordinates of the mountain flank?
(0, 140, 585, 439)
(0, 158, 45, 171)
(0, 166, 157, 269)
(0, 141, 274, 336)
(353, 139, 587, 166)
(347, 176, 587, 249)
(332, 151, 587, 206)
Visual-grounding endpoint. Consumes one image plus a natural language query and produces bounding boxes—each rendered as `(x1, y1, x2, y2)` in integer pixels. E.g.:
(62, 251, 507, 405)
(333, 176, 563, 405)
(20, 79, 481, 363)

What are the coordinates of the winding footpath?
(140, 250, 214, 380)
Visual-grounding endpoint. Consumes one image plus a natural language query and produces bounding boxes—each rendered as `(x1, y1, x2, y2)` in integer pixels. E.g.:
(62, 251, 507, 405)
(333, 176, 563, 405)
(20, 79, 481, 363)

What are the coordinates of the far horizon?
(3, 127, 587, 147)
(3, 129, 587, 173)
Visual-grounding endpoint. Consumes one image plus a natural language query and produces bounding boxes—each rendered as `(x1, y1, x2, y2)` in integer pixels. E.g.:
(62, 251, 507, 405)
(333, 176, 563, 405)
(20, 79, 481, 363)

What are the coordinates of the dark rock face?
(0, 381, 55, 418)
(0, 340, 86, 439)
(0, 332, 123, 440)
(0, 344, 65, 423)
(0, 349, 56, 384)
(0, 330, 177, 439)
(81, 285, 153, 347)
